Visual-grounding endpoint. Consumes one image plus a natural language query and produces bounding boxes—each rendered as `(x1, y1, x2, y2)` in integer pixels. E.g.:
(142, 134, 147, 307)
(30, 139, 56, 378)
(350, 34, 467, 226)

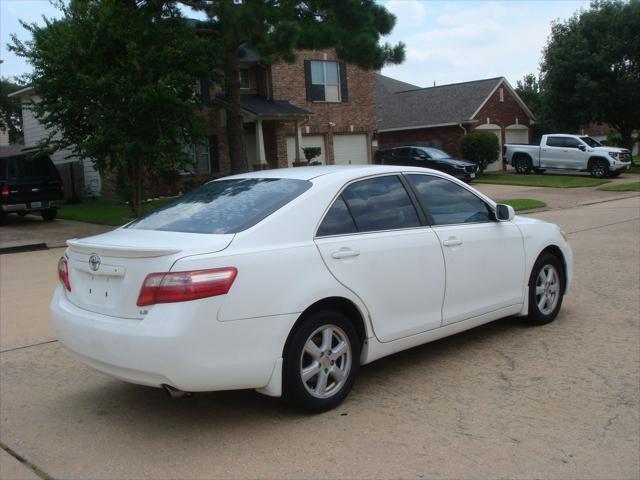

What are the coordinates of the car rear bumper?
(50, 286, 295, 392)
(2, 199, 64, 212)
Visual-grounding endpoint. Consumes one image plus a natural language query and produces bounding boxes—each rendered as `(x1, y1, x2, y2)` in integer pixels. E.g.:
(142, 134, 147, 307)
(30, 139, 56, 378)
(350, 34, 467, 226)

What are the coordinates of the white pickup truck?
(504, 134, 632, 178)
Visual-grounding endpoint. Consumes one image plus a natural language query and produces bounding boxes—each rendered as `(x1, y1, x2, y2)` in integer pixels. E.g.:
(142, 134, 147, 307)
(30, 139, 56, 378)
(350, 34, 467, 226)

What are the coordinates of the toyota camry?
(51, 165, 572, 412)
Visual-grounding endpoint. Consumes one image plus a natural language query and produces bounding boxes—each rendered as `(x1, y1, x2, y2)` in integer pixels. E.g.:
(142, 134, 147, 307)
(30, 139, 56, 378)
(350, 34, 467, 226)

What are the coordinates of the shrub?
(459, 131, 500, 173)
(303, 147, 322, 165)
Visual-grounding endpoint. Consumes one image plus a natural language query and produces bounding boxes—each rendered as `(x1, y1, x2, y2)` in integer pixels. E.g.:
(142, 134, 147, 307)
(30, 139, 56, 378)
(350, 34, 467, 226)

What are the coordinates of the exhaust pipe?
(162, 384, 189, 399)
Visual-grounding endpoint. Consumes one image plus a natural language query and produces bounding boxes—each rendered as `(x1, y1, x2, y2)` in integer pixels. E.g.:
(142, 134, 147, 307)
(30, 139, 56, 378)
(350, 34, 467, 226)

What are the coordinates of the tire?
(533, 168, 546, 174)
(514, 156, 532, 174)
(41, 208, 57, 221)
(526, 253, 565, 325)
(590, 160, 609, 178)
(283, 310, 360, 412)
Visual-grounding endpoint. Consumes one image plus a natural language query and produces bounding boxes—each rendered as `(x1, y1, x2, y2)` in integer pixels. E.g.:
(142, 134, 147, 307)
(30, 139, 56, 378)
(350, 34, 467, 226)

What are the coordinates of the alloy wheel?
(299, 325, 352, 399)
(535, 264, 560, 315)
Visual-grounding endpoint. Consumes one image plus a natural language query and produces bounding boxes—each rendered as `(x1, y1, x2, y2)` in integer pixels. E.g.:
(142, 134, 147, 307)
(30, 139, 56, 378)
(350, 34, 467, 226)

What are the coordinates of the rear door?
(314, 174, 445, 342)
(6, 154, 62, 206)
(406, 174, 525, 325)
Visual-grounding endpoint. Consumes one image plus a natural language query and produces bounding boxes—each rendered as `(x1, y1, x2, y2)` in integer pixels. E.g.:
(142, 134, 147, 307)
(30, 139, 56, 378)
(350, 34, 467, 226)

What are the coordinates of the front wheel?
(283, 310, 360, 412)
(590, 160, 609, 178)
(527, 254, 565, 325)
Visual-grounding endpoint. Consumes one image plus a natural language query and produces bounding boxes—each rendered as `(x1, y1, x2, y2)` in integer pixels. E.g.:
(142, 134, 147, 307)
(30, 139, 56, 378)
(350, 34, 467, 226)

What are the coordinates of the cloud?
(385, 0, 427, 29)
(382, 1, 589, 88)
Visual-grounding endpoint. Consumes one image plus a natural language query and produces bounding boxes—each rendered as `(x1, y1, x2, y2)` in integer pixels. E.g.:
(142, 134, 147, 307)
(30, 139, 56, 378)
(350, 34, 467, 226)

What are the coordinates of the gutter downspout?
(458, 123, 467, 135)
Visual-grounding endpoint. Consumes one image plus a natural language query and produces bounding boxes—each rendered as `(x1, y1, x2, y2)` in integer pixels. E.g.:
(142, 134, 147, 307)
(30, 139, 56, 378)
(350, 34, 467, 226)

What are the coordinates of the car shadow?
(52, 315, 533, 435)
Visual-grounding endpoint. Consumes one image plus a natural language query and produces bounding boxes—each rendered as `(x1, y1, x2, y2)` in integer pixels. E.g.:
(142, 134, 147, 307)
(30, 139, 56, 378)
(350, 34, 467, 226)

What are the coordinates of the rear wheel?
(590, 160, 609, 178)
(514, 156, 532, 174)
(41, 208, 57, 221)
(283, 310, 360, 412)
(527, 253, 565, 325)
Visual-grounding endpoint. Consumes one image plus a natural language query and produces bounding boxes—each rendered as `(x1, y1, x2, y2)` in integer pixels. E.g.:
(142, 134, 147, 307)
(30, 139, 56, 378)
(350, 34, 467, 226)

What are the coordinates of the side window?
(546, 137, 563, 147)
(408, 175, 493, 225)
(317, 196, 357, 237)
(564, 137, 581, 149)
(341, 176, 420, 232)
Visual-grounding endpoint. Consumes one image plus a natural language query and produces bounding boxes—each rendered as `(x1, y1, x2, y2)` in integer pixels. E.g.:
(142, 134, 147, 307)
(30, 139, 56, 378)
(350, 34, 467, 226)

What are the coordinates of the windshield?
(127, 178, 311, 234)
(580, 136, 601, 148)
(421, 147, 450, 159)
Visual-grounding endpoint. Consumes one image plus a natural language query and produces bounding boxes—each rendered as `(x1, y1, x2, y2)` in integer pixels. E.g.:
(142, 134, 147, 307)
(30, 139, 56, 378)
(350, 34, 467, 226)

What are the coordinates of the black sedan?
(375, 146, 478, 182)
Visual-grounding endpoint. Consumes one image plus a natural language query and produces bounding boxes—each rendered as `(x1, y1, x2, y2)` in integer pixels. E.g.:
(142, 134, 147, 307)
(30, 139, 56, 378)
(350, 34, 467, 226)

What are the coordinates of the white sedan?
(51, 166, 572, 412)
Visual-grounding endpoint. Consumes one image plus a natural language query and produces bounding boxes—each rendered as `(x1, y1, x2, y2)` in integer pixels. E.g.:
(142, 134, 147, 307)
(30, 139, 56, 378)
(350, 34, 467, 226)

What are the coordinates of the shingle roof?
(216, 93, 312, 118)
(376, 75, 504, 131)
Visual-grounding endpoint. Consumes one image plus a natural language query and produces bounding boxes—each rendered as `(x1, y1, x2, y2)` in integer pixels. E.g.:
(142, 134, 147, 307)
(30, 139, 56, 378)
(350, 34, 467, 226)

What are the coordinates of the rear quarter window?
(127, 178, 311, 234)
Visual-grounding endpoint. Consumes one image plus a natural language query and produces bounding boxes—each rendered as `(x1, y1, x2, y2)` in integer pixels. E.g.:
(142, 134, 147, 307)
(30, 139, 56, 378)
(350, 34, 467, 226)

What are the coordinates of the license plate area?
(30, 201, 47, 209)
(82, 274, 117, 306)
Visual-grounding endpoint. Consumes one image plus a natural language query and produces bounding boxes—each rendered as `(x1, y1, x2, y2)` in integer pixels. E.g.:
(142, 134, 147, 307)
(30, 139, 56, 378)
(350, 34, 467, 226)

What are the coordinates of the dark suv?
(376, 146, 478, 182)
(0, 147, 64, 223)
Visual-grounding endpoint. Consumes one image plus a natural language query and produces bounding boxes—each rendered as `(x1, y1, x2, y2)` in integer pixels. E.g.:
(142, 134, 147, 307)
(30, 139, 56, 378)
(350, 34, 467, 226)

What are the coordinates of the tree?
(458, 131, 500, 173)
(181, 0, 405, 174)
(0, 78, 23, 144)
(515, 73, 552, 141)
(9, 0, 222, 216)
(540, 0, 640, 149)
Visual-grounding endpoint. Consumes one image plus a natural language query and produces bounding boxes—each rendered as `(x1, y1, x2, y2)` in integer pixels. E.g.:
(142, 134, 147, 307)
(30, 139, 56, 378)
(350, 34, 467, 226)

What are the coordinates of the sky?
(1, 0, 590, 88)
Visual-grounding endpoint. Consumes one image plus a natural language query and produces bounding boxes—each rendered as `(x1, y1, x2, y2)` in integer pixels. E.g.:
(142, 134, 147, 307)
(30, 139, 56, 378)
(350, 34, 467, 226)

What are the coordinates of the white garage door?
(286, 135, 326, 166)
(333, 134, 369, 165)
(505, 127, 529, 144)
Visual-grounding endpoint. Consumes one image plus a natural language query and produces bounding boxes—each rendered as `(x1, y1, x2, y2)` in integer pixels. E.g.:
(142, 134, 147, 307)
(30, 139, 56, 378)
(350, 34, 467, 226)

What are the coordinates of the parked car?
(0, 147, 64, 223)
(504, 134, 632, 178)
(51, 165, 572, 412)
(376, 146, 478, 182)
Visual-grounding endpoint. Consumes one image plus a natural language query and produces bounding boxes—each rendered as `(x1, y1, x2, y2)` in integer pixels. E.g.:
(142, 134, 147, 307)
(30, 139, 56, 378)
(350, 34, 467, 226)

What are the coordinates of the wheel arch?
(536, 245, 567, 291)
(282, 297, 368, 359)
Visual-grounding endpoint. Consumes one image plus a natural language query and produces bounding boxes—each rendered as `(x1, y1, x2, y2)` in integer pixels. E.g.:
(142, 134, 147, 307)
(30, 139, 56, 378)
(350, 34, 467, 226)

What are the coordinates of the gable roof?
(376, 76, 505, 132)
(375, 74, 420, 94)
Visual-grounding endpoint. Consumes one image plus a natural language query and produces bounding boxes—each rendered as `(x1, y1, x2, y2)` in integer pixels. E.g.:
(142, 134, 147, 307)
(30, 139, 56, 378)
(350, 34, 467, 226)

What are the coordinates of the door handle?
(332, 248, 360, 259)
(442, 237, 463, 247)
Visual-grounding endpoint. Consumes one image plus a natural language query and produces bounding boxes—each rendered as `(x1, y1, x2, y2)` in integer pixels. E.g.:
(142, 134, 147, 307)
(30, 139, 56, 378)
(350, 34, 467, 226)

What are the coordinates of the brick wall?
(378, 125, 466, 157)
(472, 84, 533, 144)
(270, 49, 375, 164)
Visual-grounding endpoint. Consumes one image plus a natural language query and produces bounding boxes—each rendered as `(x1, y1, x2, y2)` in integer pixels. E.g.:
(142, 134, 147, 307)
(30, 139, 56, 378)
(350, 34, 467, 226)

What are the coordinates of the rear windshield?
(127, 178, 312, 234)
(6, 154, 58, 180)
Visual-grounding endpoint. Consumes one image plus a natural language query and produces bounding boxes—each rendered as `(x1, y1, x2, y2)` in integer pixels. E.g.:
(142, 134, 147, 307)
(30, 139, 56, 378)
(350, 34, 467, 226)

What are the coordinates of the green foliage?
(8, 0, 222, 215)
(540, 0, 640, 149)
(515, 73, 552, 141)
(303, 146, 322, 163)
(475, 174, 609, 188)
(458, 131, 500, 173)
(0, 78, 23, 143)
(599, 181, 640, 192)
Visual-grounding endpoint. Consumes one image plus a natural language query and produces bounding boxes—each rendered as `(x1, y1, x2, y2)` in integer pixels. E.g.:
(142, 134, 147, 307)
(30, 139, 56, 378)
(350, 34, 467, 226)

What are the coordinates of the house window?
(499, 87, 504, 102)
(310, 61, 341, 102)
(239, 68, 250, 90)
(182, 135, 219, 174)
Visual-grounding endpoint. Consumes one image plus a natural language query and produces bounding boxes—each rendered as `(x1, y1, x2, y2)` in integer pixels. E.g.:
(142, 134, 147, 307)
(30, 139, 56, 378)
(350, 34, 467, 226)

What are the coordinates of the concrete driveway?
(0, 196, 638, 480)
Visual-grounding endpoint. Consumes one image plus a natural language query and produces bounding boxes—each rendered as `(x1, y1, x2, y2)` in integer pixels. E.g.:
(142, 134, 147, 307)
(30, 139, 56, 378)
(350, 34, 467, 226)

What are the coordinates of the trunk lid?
(64, 228, 234, 319)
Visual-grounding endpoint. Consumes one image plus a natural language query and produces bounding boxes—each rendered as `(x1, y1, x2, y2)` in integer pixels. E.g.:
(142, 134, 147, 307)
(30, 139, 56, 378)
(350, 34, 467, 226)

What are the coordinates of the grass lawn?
(629, 156, 640, 174)
(475, 173, 609, 188)
(598, 182, 640, 192)
(58, 198, 171, 225)
(497, 199, 547, 211)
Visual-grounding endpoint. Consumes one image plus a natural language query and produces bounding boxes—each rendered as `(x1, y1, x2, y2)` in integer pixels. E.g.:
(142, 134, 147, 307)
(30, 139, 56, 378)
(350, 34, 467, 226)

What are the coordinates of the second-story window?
(310, 60, 340, 102)
(239, 68, 250, 90)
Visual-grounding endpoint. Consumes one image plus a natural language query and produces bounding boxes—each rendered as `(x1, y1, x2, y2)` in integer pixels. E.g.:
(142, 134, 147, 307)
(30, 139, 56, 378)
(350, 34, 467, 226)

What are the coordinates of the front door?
(314, 174, 445, 342)
(406, 174, 525, 325)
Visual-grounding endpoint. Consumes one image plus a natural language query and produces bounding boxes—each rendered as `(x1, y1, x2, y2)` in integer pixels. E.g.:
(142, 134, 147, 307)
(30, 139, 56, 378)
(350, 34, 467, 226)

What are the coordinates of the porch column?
(255, 119, 267, 165)
(295, 120, 304, 162)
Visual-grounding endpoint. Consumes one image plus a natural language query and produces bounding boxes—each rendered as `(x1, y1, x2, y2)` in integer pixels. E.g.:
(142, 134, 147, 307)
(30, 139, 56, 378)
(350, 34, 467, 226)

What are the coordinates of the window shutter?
(209, 135, 219, 172)
(339, 62, 349, 102)
(199, 78, 211, 103)
(304, 60, 312, 102)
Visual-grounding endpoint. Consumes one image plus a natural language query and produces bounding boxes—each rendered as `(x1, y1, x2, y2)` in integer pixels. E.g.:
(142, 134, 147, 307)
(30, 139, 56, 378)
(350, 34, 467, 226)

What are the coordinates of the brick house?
(196, 48, 376, 178)
(375, 75, 536, 171)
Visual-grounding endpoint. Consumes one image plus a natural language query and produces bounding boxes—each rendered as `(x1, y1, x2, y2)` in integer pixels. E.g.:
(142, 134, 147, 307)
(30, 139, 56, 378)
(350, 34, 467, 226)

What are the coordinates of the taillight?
(57, 257, 71, 291)
(1, 185, 9, 197)
(137, 267, 237, 307)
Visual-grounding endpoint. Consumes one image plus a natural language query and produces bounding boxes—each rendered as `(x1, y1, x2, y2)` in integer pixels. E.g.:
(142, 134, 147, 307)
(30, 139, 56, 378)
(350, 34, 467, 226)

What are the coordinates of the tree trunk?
(128, 157, 143, 218)
(224, 48, 248, 174)
(619, 126, 634, 151)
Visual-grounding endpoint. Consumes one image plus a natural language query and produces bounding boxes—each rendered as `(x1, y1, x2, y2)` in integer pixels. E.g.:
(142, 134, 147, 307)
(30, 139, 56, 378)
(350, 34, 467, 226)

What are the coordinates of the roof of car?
(221, 165, 439, 181)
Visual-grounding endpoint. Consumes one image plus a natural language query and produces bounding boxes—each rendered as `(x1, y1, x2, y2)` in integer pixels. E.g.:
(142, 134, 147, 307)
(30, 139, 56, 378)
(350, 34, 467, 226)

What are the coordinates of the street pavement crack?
(0, 441, 56, 480)
(567, 216, 640, 235)
(0, 339, 58, 354)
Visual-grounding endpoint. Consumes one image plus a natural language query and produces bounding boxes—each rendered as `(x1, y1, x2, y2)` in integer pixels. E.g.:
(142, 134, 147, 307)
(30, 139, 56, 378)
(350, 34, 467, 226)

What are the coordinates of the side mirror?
(578, 145, 586, 151)
(496, 204, 515, 221)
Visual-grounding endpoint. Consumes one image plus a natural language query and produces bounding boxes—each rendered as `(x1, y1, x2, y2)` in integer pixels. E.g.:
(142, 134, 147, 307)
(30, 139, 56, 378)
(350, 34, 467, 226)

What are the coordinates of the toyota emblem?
(88, 254, 101, 272)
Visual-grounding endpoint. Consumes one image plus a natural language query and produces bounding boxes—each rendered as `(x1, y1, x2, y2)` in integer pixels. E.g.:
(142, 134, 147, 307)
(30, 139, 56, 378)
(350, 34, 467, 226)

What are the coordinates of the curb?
(0, 243, 48, 255)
